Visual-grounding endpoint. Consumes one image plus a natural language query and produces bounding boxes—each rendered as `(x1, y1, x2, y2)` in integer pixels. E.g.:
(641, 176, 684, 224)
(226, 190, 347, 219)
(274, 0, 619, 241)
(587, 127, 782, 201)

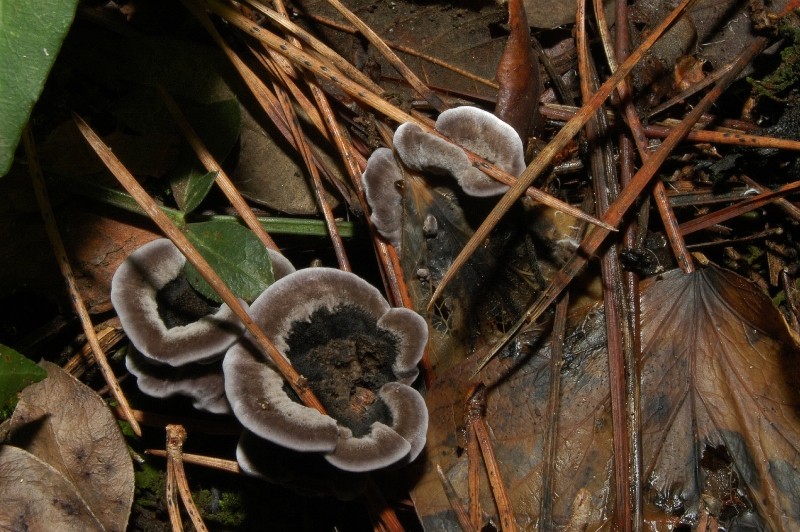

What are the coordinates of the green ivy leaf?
(0, 344, 47, 418)
(0, 0, 80, 176)
(184, 220, 274, 304)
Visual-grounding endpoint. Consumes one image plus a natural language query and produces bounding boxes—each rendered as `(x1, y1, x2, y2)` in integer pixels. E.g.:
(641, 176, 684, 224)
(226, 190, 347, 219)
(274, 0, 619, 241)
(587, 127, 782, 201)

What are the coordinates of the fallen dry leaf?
(0, 445, 104, 531)
(297, 0, 505, 101)
(639, 267, 800, 530)
(412, 266, 800, 529)
(9, 361, 135, 532)
(0, 191, 159, 316)
(231, 108, 342, 215)
(400, 175, 539, 375)
(495, 0, 541, 141)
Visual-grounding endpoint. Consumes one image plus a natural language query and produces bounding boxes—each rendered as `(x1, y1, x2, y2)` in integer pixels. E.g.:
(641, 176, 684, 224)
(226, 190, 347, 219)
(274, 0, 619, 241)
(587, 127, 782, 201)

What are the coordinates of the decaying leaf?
(639, 267, 800, 530)
(495, 0, 541, 141)
(231, 108, 342, 215)
(412, 266, 800, 530)
(296, 0, 505, 101)
(0, 190, 160, 316)
(399, 175, 540, 374)
(9, 361, 134, 532)
(0, 445, 104, 531)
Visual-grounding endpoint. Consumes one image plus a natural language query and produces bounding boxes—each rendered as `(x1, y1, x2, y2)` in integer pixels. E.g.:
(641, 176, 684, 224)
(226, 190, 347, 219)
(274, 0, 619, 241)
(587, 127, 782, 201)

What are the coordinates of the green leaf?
(184, 220, 274, 304)
(180, 171, 219, 214)
(0, 0, 80, 176)
(0, 344, 47, 418)
(169, 99, 242, 211)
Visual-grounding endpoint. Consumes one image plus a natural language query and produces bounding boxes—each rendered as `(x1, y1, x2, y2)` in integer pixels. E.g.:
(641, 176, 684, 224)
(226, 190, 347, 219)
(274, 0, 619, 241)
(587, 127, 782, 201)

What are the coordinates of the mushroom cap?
(125, 345, 231, 415)
(393, 122, 474, 180)
(435, 106, 525, 180)
(324, 382, 428, 472)
(223, 341, 339, 452)
(361, 147, 404, 251)
(223, 267, 429, 471)
(267, 248, 296, 280)
(325, 423, 410, 473)
(111, 238, 245, 366)
(393, 107, 525, 197)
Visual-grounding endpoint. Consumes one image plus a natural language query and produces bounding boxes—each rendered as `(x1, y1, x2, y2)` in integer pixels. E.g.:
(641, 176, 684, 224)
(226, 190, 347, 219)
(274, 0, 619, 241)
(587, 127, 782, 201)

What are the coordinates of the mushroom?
(111, 238, 245, 366)
(361, 147, 404, 251)
(223, 267, 429, 472)
(393, 106, 525, 197)
(115, 239, 298, 414)
(125, 345, 230, 415)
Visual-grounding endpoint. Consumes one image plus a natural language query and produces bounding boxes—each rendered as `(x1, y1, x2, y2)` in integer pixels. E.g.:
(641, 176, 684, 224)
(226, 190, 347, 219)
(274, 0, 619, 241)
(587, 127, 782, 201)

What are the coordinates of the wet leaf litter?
(0, 0, 798, 530)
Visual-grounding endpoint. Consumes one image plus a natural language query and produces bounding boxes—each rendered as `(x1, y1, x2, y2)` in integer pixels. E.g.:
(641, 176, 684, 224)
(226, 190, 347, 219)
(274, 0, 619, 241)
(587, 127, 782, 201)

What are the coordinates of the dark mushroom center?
(156, 276, 217, 328)
(284, 304, 399, 437)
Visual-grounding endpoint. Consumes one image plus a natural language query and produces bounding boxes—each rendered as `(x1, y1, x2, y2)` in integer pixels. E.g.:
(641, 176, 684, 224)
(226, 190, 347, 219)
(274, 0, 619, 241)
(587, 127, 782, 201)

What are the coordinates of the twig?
(258, 49, 352, 270)
(22, 125, 142, 437)
(363, 476, 405, 532)
(739, 175, 800, 222)
(577, 2, 633, 526)
(538, 295, 568, 531)
(467, 387, 517, 532)
(198, 0, 609, 233)
(426, 0, 700, 309)
(114, 406, 242, 435)
(74, 115, 327, 413)
(321, 0, 447, 112)
(298, 10, 499, 89)
(147, 448, 242, 474)
(612, 0, 645, 528)
(679, 179, 800, 235)
(62, 325, 126, 378)
(475, 31, 768, 374)
(467, 406, 481, 530)
(166, 425, 209, 532)
(436, 464, 478, 532)
(647, 61, 735, 119)
(184, 1, 348, 201)
(245, 0, 385, 95)
(594, 0, 694, 274)
(539, 104, 800, 151)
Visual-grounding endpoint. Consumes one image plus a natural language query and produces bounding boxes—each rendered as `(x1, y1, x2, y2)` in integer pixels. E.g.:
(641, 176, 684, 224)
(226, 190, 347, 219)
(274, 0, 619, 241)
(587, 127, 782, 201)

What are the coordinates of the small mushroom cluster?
(224, 267, 428, 473)
(112, 238, 295, 415)
(362, 106, 526, 250)
(113, 240, 429, 474)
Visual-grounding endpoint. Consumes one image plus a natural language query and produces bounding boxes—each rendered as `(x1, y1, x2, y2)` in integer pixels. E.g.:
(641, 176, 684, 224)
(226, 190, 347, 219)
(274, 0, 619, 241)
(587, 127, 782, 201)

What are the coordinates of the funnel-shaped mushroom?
(224, 267, 428, 472)
(361, 147, 404, 251)
(125, 345, 230, 414)
(394, 106, 525, 197)
(111, 238, 244, 366)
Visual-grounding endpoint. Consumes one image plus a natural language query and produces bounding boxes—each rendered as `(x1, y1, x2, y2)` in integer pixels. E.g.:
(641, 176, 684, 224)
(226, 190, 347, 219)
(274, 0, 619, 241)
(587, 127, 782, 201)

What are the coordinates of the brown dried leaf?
(495, 0, 541, 141)
(9, 361, 134, 532)
(413, 267, 800, 529)
(0, 194, 159, 315)
(639, 267, 800, 530)
(0, 445, 104, 531)
(297, 0, 505, 100)
(412, 307, 612, 530)
(400, 176, 539, 374)
(231, 108, 341, 215)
